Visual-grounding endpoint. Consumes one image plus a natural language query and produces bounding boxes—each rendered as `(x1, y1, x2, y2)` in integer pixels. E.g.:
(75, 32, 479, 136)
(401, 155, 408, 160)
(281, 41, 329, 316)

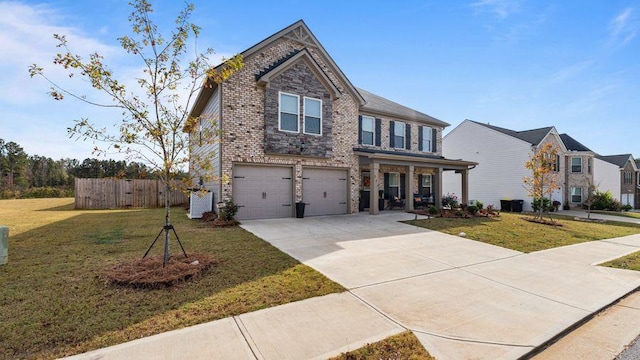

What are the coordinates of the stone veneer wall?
(219, 37, 360, 211)
(264, 61, 333, 157)
(565, 154, 594, 206)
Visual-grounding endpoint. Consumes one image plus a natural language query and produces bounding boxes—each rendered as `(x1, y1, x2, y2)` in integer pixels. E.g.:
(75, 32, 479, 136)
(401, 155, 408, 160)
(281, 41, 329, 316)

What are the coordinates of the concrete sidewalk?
(561, 209, 640, 224)
(67, 212, 640, 359)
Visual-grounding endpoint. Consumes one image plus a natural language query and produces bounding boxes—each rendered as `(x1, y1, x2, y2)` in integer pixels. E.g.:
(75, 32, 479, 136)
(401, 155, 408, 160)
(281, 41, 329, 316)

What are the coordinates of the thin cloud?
(550, 60, 594, 83)
(471, 0, 522, 19)
(609, 7, 637, 46)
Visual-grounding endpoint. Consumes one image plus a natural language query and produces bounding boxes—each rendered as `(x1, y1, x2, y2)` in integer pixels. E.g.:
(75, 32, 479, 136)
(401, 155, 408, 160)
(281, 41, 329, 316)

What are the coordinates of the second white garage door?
(233, 165, 293, 220)
(302, 168, 348, 216)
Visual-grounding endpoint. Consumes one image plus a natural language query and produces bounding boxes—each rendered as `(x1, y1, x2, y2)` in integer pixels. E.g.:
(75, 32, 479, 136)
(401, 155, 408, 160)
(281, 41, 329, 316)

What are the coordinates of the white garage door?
(302, 168, 348, 216)
(233, 166, 293, 220)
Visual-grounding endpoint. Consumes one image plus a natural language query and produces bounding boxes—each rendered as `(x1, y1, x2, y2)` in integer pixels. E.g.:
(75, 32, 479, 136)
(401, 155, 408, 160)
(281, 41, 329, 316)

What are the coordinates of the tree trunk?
(163, 174, 171, 267)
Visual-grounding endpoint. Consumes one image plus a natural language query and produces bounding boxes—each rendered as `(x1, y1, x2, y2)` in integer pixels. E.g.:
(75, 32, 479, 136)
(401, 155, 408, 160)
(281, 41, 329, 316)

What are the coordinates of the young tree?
(523, 142, 561, 221)
(29, 0, 243, 266)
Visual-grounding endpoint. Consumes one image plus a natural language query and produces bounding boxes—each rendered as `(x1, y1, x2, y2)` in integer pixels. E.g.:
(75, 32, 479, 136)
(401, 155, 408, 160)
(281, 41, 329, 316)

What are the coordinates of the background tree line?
(0, 138, 159, 198)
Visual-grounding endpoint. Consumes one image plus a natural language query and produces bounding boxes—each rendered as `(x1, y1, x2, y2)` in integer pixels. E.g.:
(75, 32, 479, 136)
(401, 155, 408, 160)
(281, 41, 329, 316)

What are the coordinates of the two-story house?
(442, 120, 619, 212)
(188, 20, 476, 220)
(597, 154, 639, 208)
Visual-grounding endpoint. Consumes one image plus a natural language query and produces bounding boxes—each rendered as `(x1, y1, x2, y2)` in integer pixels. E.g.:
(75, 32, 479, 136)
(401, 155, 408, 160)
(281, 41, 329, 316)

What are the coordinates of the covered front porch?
(355, 149, 477, 215)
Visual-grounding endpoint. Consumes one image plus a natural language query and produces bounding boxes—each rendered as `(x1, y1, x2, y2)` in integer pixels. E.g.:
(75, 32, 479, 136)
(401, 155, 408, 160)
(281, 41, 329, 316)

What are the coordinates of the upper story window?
(394, 122, 405, 149)
(422, 127, 432, 152)
(571, 157, 582, 173)
(553, 154, 560, 172)
(303, 97, 322, 135)
(279, 92, 299, 132)
(624, 171, 633, 184)
(587, 157, 592, 174)
(361, 116, 375, 145)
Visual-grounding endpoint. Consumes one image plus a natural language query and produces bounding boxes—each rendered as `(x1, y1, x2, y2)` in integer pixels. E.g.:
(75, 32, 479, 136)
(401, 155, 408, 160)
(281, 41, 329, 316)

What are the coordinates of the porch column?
(407, 165, 414, 211)
(461, 169, 469, 205)
(369, 160, 380, 215)
(435, 167, 443, 209)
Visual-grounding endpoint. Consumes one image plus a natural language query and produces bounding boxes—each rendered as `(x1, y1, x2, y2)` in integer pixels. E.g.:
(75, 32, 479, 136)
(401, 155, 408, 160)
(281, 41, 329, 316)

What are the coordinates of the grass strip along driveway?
(406, 212, 640, 253)
(0, 198, 343, 360)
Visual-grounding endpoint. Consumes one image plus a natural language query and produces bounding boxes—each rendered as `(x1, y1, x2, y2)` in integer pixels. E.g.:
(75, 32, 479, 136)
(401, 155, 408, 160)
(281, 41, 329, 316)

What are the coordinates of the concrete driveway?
(242, 212, 640, 359)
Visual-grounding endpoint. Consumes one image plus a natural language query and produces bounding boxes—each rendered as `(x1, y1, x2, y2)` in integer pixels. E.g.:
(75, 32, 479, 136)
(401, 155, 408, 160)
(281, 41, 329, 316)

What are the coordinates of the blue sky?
(1, 0, 638, 161)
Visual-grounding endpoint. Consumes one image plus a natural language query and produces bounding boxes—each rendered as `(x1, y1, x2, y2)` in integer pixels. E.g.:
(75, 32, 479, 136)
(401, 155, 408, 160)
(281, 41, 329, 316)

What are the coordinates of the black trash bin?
(500, 200, 512, 212)
(378, 198, 385, 211)
(295, 202, 305, 218)
(511, 200, 524, 213)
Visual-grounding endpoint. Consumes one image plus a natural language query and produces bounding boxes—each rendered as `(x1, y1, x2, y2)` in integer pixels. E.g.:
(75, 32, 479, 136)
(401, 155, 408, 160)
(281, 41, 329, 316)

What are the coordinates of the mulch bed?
(522, 217, 564, 226)
(200, 211, 240, 227)
(101, 253, 218, 288)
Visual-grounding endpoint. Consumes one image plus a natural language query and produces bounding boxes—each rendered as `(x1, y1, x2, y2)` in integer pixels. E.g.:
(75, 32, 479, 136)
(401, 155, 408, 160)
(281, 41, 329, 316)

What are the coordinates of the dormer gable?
(255, 48, 341, 100)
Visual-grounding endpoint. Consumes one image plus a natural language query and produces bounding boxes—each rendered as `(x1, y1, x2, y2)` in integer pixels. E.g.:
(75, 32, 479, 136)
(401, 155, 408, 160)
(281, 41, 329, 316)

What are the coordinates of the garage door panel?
(303, 168, 348, 217)
(233, 166, 293, 220)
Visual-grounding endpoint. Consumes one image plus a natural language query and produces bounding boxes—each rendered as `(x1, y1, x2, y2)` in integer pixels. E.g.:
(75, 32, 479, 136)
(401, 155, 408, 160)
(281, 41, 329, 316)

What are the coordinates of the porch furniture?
(413, 194, 434, 209)
(388, 196, 405, 210)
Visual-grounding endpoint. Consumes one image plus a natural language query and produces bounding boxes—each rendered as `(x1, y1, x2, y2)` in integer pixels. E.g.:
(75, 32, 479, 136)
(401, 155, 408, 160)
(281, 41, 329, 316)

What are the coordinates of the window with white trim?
(552, 154, 560, 172)
(394, 122, 405, 149)
(361, 116, 374, 145)
(571, 157, 582, 173)
(422, 127, 432, 152)
(422, 174, 432, 195)
(303, 97, 322, 135)
(279, 92, 299, 132)
(624, 171, 633, 184)
(389, 173, 400, 198)
(571, 187, 582, 203)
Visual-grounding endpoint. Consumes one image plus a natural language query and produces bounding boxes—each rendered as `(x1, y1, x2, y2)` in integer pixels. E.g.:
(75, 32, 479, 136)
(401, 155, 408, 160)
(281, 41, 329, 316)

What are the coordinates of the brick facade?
(218, 36, 360, 210)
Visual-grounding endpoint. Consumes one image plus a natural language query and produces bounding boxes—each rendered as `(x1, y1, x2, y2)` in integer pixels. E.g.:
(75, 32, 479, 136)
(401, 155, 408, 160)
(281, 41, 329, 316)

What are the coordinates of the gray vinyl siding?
(190, 87, 221, 204)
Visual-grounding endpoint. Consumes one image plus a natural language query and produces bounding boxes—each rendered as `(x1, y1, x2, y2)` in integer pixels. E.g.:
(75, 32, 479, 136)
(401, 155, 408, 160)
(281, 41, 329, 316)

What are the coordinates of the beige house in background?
(188, 20, 475, 220)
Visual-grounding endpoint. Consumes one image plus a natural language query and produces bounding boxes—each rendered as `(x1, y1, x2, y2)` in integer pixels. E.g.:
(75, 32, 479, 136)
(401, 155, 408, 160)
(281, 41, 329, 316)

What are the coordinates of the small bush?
(532, 197, 551, 212)
(622, 204, 633, 212)
(588, 191, 622, 211)
(454, 210, 464, 217)
(467, 205, 478, 215)
(428, 206, 438, 215)
(474, 200, 484, 210)
(442, 193, 459, 208)
(219, 198, 239, 221)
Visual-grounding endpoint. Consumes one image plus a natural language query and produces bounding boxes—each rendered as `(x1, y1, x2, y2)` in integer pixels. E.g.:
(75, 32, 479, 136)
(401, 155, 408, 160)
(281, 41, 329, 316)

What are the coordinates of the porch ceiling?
(354, 148, 477, 171)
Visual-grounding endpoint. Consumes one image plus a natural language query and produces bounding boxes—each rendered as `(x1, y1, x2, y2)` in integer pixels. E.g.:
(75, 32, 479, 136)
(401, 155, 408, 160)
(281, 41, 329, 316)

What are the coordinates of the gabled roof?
(597, 154, 636, 169)
(255, 48, 341, 99)
(357, 88, 449, 127)
(469, 121, 554, 146)
(559, 133, 592, 152)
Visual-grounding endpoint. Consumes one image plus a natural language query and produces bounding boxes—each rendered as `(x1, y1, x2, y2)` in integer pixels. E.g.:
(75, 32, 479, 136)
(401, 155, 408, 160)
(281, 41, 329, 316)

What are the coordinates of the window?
(553, 155, 560, 172)
(571, 157, 582, 173)
(361, 116, 374, 145)
(422, 174, 432, 195)
(394, 122, 405, 148)
(303, 97, 322, 135)
(388, 173, 400, 198)
(624, 171, 633, 184)
(587, 157, 592, 174)
(422, 127, 432, 152)
(571, 187, 582, 203)
(279, 92, 299, 132)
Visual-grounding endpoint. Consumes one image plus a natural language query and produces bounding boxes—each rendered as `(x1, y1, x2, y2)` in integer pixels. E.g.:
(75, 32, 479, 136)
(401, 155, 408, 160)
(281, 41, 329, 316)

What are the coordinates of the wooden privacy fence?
(75, 178, 189, 209)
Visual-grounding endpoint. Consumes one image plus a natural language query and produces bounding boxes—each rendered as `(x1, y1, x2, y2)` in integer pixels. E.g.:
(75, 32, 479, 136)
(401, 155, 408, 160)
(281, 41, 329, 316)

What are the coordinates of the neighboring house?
(442, 120, 617, 212)
(188, 20, 476, 220)
(597, 154, 638, 208)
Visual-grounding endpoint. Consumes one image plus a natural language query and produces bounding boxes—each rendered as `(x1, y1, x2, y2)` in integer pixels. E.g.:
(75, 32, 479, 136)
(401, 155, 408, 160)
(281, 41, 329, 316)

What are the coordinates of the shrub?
(588, 191, 622, 211)
(622, 204, 633, 212)
(441, 193, 459, 208)
(218, 198, 239, 221)
(474, 200, 484, 210)
(532, 197, 551, 213)
(454, 210, 464, 217)
(467, 205, 478, 215)
(428, 206, 438, 215)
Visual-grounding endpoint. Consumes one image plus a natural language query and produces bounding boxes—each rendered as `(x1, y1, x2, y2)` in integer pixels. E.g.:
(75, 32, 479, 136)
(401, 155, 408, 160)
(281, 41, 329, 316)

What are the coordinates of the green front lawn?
(0, 198, 344, 359)
(405, 212, 640, 253)
(602, 251, 640, 271)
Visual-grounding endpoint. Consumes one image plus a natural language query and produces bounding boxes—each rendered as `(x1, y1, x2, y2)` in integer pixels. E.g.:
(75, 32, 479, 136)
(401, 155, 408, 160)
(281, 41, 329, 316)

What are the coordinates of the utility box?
(0, 226, 8, 265)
